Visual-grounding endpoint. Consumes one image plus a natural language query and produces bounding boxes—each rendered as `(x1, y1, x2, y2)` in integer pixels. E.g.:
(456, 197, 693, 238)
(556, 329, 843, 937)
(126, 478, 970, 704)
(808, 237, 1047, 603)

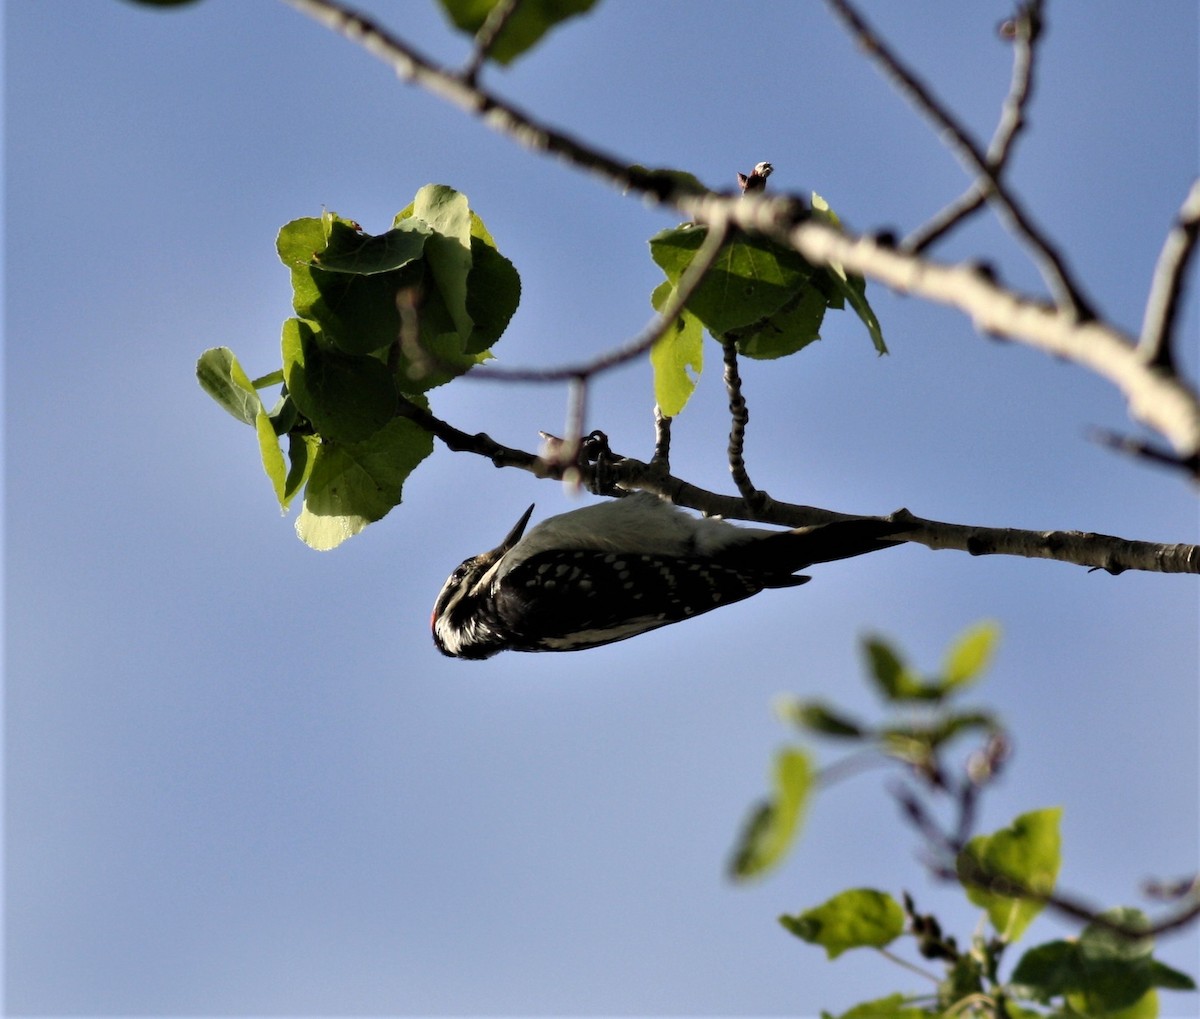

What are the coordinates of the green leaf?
(391, 192, 521, 376)
(942, 620, 1000, 691)
(958, 807, 1062, 942)
(295, 415, 434, 551)
(196, 347, 262, 426)
(464, 223, 521, 355)
(729, 747, 813, 879)
(777, 698, 865, 739)
(311, 218, 429, 275)
(731, 285, 826, 360)
(779, 888, 904, 959)
(409, 184, 474, 339)
(279, 214, 416, 356)
(811, 193, 886, 354)
(824, 994, 936, 1018)
(283, 432, 317, 507)
(862, 636, 926, 701)
(281, 319, 397, 443)
(1147, 959, 1197, 991)
(649, 224, 813, 335)
(1012, 907, 1191, 1016)
(649, 280, 703, 415)
(437, 0, 599, 65)
(254, 406, 288, 507)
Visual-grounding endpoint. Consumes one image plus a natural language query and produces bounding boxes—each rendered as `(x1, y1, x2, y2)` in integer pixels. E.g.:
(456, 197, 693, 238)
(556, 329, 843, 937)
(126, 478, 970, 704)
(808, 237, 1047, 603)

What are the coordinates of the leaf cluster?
(649, 194, 885, 416)
(728, 623, 1195, 1017)
(196, 185, 520, 549)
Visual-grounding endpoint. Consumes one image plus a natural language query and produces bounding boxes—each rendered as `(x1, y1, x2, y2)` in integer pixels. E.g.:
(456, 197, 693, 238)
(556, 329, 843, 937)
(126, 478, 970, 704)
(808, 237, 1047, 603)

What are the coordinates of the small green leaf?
(824, 994, 935, 1018)
(1147, 959, 1197, 991)
(255, 407, 288, 507)
(778, 698, 866, 739)
(464, 226, 521, 355)
(283, 432, 317, 507)
(862, 636, 925, 701)
(295, 415, 434, 550)
(281, 319, 397, 443)
(958, 807, 1062, 943)
(410, 184, 474, 340)
(942, 620, 1000, 691)
(779, 888, 904, 959)
(649, 280, 703, 416)
(811, 193, 886, 354)
(311, 218, 429, 275)
(437, 0, 599, 66)
(649, 224, 812, 336)
(196, 347, 261, 426)
(731, 285, 826, 360)
(1066, 987, 1158, 1019)
(729, 748, 813, 879)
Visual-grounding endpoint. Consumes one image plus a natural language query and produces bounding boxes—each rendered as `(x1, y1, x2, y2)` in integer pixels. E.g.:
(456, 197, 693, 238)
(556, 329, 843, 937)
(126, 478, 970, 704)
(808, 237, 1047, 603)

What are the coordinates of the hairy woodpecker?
(431, 493, 903, 659)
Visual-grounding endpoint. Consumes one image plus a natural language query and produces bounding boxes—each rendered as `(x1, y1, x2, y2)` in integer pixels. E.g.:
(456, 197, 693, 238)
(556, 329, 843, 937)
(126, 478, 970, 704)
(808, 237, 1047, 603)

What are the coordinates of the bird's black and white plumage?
(431, 493, 903, 659)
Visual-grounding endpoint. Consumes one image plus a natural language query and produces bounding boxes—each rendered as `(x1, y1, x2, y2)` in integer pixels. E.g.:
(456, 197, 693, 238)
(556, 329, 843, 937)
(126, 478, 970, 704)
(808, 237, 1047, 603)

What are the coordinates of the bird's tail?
(720, 518, 907, 583)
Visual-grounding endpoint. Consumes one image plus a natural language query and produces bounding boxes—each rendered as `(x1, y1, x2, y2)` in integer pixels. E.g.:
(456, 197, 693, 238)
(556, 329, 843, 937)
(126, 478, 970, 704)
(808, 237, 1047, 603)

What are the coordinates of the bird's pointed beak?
(499, 504, 535, 551)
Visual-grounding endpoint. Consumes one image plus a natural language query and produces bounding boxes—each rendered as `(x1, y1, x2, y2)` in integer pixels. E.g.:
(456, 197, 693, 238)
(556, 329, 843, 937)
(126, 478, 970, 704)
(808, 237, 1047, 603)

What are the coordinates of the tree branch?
(1139, 177, 1200, 372)
(283, 0, 1200, 472)
(823, 0, 1096, 321)
(460, 0, 521, 85)
(393, 404, 1200, 574)
(905, 0, 1043, 253)
(691, 199, 1200, 468)
(468, 214, 730, 382)
(720, 338, 765, 509)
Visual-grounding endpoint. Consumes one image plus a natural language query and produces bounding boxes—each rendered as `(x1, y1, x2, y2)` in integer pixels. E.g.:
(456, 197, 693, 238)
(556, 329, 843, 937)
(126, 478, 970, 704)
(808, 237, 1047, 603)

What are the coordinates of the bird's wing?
(492, 549, 799, 651)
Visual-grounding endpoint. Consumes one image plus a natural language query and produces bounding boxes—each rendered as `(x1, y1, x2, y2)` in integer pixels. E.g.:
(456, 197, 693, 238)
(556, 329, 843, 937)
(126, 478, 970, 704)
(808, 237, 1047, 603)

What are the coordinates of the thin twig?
(905, 0, 1043, 252)
(824, 0, 1095, 320)
(651, 405, 672, 468)
(721, 337, 764, 508)
(469, 215, 731, 382)
(897, 770, 1200, 941)
(1139, 177, 1200, 371)
(461, 0, 522, 84)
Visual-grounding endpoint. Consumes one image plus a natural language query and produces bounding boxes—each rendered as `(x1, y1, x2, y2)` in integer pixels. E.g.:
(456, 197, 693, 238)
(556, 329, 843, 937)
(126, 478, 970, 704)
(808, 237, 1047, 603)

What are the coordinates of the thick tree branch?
(688, 198, 1200, 466)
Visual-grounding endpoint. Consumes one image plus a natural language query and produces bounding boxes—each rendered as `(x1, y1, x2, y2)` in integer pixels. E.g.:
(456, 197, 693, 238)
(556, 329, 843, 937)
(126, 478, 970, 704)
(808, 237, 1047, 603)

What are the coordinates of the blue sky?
(5, 1, 1198, 1014)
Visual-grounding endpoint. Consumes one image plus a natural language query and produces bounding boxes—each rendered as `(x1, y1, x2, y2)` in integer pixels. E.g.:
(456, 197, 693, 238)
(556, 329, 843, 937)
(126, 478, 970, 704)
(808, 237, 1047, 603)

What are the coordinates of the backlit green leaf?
(812, 193, 886, 354)
(281, 318, 396, 443)
(779, 888, 904, 958)
(649, 280, 703, 416)
(438, 0, 599, 65)
(196, 346, 261, 426)
(959, 807, 1062, 942)
(942, 620, 1000, 691)
(729, 747, 813, 879)
(295, 414, 434, 551)
(649, 224, 812, 335)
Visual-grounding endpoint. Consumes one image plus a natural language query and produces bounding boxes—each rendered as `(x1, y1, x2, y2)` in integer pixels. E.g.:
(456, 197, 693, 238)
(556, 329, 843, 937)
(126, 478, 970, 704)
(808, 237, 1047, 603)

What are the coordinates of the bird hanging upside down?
(431, 493, 905, 659)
